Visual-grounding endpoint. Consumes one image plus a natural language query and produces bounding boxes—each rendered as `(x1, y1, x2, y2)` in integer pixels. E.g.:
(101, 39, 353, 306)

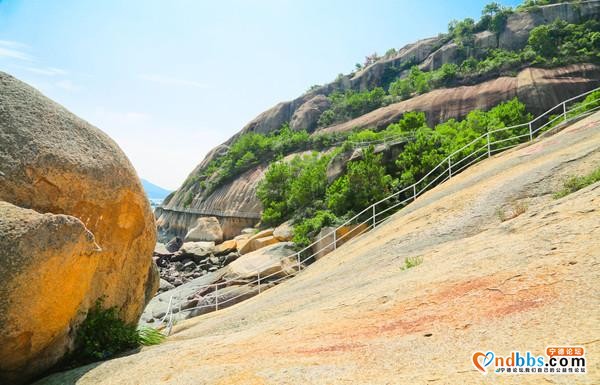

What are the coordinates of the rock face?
(0, 203, 100, 383)
(184, 216, 223, 243)
(289, 95, 332, 132)
(0, 72, 157, 384)
(36, 111, 600, 385)
(317, 64, 600, 133)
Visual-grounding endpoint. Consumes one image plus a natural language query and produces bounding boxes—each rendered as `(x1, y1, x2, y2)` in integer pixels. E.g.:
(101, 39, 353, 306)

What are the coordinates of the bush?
(66, 298, 164, 367)
(292, 210, 339, 248)
(319, 88, 387, 126)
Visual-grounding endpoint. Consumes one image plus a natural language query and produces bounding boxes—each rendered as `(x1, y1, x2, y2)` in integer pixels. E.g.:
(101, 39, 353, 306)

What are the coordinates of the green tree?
(326, 146, 393, 215)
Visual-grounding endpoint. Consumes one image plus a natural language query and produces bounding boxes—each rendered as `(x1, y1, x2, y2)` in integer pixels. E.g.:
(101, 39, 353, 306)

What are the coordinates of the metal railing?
(156, 205, 262, 219)
(156, 87, 600, 334)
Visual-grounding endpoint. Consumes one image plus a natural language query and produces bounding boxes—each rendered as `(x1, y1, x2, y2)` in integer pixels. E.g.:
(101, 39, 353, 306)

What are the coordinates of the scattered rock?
(225, 242, 298, 281)
(214, 239, 237, 255)
(154, 243, 172, 256)
(180, 241, 215, 255)
(159, 278, 175, 292)
(239, 229, 276, 255)
(165, 236, 183, 252)
(184, 217, 223, 243)
(273, 221, 294, 241)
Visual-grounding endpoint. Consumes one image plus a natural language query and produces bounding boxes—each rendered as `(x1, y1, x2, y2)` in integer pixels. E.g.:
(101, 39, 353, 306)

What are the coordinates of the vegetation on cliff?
(315, 4, 599, 124)
(258, 98, 533, 246)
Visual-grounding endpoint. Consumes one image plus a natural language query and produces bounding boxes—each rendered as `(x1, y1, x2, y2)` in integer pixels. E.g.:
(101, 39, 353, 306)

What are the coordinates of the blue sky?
(0, 0, 520, 190)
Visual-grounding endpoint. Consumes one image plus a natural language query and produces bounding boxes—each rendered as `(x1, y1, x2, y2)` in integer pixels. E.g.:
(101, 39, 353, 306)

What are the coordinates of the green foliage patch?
(554, 166, 600, 199)
(64, 298, 165, 368)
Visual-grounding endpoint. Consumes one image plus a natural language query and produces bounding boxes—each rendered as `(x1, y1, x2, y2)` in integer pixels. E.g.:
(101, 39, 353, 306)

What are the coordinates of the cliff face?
(157, 1, 600, 240)
(36, 110, 600, 385)
(318, 64, 600, 133)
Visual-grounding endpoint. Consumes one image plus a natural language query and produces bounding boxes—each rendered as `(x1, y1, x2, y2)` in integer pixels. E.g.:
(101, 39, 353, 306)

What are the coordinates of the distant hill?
(141, 179, 171, 200)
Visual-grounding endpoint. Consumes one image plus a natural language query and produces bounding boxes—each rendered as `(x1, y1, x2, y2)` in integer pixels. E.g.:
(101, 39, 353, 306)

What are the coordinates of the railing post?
(528, 121, 533, 141)
(413, 184, 417, 201)
(333, 230, 337, 250)
(448, 158, 452, 178)
(486, 132, 491, 157)
(215, 284, 219, 311)
(563, 101, 567, 121)
(258, 271, 261, 293)
(297, 252, 301, 270)
(372, 205, 376, 228)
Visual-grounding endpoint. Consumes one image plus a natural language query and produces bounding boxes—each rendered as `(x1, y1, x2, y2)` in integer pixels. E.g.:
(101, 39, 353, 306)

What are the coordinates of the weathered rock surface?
(0, 202, 100, 383)
(312, 223, 370, 260)
(273, 220, 294, 241)
(37, 112, 600, 385)
(184, 216, 223, 243)
(289, 95, 331, 132)
(0, 72, 157, 384)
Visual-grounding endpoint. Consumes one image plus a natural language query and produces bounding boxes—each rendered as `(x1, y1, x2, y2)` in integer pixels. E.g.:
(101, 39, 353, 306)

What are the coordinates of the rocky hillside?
(0, 72, 158, 384)
(36, 108, 600, 385)
(157, 0, 600, 240)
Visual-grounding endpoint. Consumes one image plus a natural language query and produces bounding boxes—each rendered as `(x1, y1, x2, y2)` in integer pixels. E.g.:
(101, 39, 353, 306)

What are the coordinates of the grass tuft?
(554, 167, 600, 199)
(401, 256, 423, 270)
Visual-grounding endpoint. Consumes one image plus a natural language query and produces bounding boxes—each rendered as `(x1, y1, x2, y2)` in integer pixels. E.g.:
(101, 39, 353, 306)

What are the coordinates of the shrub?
(400, 256, 423, 270)
(66, 298, 164, 367)
(318, 88, 386, 126)
(292, 210, 339, 248)
(554, 166, 600, 198)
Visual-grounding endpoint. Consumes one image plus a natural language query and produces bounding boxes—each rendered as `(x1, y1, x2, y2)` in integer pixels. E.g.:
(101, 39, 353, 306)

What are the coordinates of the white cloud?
(138, 73, 209, 88)
(0, 40, 31, 60)
(23, 66, 67, 76)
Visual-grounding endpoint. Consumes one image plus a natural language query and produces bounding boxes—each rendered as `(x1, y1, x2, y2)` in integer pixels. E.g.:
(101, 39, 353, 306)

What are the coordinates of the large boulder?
(0, 203, 101, 383)
(0, 72, 157, 384)
(184, 216, 223, 243)
(225, 242, 298, 280)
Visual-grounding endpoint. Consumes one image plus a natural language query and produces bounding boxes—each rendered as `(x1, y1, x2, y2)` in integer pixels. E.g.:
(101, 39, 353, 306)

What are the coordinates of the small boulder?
(154, 243, 172, 256)
(273, 221, 293, 241)
(214, 239, 237, 255)
(184, 217, 223, 243)
(225, 242, 298, 281)
(239, 229, 276, 255)
(159, 278, 175, 292)
(165, 236, 183, 252)
(180, 241, 215, 255)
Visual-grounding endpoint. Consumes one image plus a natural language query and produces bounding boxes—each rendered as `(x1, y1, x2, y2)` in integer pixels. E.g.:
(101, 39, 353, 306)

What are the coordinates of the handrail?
(155, 86, 600, 333)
